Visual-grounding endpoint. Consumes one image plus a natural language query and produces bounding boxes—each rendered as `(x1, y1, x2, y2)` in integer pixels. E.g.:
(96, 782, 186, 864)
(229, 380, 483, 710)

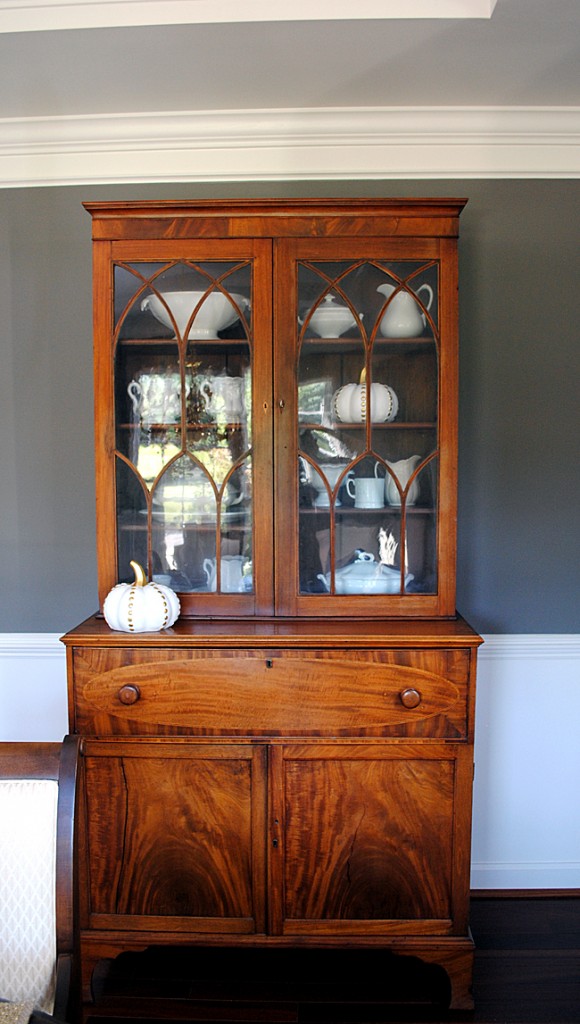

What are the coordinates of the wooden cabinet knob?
(117, 684, 141, 705)
(399, 687, 421, 709)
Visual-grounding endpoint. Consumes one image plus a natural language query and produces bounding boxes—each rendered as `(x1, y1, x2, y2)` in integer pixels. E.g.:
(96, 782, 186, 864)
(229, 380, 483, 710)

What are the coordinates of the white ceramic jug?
(203, 555, 245, 592)
(377, 283, 433, 338)
(377, 455, 421, 506)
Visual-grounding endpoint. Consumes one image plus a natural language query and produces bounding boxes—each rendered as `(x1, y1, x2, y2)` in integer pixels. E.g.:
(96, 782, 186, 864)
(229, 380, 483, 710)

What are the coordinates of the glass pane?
(112, 259, 254, 596)
(296, 258, 440, 597)
(115, 457, 148, 584)
(219, 460, 253, 593)
(115, 354, 182, 478)
(115, 263, 166, 340)
(374, 263, 438, 339)
(150, 455, 214, 591)
(140, 262, 251, 341)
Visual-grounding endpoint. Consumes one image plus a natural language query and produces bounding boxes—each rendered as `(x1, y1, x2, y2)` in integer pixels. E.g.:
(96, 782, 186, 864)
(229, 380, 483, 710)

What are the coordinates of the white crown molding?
(0, 1, 498, 34)
(0, 105, 578, 187)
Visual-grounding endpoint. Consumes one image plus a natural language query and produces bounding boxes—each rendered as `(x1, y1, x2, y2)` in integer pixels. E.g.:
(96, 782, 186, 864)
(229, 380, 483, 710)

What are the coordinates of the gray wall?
(0, 180, 578, 633)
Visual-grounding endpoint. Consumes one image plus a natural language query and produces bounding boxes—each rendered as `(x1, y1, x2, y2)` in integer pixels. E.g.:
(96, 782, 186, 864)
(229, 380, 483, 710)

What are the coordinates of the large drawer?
(71, 647, 472, 739)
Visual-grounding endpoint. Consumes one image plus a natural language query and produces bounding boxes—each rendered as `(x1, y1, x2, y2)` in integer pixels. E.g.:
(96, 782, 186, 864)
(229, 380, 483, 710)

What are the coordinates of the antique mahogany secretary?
(63, 199, 482, 1015)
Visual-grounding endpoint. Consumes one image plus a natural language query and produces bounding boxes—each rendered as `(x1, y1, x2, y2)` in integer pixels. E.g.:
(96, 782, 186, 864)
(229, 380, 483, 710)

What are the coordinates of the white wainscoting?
(471, 634, 580, 890)
(1, 631, 578, 890)
(0, 633, 69, 741)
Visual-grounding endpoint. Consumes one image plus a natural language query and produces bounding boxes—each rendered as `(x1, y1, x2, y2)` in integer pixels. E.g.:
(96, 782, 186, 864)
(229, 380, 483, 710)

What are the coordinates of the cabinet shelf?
(300, 420, 436, 431)
(119, 521, 248, 532)
(118, 421, 247, 431)
(304, 505, 434, 515)
(118, 336, 247, 347)
(302, 335, 434, 349)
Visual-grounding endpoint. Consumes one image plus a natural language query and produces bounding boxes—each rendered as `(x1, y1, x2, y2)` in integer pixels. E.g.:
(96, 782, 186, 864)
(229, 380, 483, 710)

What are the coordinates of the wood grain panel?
(280, 753, 454, 926)
(85, 199, 466, 243)
(84, 748, 264, 927)
(73, 647, 468, 738)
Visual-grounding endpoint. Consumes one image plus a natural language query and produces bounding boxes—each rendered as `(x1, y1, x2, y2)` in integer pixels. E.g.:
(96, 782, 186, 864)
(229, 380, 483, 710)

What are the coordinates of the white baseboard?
(471, 862, 580, 890)
(1, 631, 579, 890)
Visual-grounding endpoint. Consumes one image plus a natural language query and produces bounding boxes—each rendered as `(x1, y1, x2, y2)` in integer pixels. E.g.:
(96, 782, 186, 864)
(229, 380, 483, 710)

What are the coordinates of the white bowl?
(141, 291, 248, 339)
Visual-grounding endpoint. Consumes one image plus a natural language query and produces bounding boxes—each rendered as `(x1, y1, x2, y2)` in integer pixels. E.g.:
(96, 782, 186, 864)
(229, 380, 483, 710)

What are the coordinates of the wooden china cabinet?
(63, 199, 482, 1016)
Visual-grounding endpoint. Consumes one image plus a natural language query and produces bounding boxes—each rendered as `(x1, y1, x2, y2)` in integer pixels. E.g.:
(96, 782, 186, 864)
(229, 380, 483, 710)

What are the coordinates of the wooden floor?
(85, 895, 580, 1024)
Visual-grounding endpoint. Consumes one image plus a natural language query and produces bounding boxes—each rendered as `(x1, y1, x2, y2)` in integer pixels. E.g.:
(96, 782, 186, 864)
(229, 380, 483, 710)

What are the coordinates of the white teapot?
(377, 282, 433, 338)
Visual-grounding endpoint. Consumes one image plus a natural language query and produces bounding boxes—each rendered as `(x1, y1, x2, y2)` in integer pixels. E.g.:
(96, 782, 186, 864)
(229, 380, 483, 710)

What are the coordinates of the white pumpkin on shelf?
(332, 368, 398, 424)
(103, 561, 180, 633)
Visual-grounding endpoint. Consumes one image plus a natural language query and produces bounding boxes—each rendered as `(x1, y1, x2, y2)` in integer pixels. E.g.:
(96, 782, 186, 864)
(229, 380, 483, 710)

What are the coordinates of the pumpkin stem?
(130, 561, 147, 587)
(359, 367, 366, 385)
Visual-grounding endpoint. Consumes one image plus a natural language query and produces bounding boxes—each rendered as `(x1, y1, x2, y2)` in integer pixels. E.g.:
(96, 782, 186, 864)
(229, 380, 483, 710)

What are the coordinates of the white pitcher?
(377, 283, 433, 338)
(203, 555, 245, 592)
(377, 455, 421, 506)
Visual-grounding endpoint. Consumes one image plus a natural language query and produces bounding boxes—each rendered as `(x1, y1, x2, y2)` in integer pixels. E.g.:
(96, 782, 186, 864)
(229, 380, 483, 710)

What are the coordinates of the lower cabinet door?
(82, 740, 267, 935)
(81, 739, 471, 941)
(269, 743, 472, 937)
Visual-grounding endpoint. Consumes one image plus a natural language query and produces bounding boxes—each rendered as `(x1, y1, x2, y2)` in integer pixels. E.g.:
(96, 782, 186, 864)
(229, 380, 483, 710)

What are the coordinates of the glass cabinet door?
(98, 240, 273, 616)
(275, 238, 457, 617)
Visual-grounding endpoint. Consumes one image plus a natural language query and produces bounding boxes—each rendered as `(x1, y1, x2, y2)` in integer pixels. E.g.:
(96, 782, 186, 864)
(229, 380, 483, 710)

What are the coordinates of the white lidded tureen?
(300, 295, 361, 338)
(318, 552, 413, 595)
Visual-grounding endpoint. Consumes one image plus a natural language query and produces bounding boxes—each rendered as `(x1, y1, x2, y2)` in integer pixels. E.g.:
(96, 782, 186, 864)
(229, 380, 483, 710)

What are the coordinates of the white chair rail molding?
(0, 631, 578, 891)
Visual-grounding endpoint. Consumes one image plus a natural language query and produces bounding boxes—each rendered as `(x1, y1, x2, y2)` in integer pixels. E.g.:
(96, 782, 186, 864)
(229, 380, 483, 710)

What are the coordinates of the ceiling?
(0, 0, 578, 185)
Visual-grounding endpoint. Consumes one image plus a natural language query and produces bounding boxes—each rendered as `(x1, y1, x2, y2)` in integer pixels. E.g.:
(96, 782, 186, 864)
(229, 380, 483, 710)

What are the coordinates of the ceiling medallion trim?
(0, 1, 499, 34)
(0, 106, 578, 187)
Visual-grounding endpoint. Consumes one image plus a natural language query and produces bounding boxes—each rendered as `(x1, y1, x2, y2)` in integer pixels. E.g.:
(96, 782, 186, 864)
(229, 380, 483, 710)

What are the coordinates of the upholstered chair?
(0, 737, 80, 1022)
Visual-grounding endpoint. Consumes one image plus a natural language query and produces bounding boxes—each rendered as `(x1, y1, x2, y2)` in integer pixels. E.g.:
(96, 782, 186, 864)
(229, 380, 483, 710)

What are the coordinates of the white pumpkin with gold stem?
(103, 561, 180, 633)
(332, 367, 398, 424)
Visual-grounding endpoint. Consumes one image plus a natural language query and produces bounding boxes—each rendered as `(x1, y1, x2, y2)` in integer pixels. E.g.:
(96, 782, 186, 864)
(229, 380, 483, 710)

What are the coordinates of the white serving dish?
(141, 290, 249, 339)
(302, 296, 361, 338)
(318, 560, 413, 595)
